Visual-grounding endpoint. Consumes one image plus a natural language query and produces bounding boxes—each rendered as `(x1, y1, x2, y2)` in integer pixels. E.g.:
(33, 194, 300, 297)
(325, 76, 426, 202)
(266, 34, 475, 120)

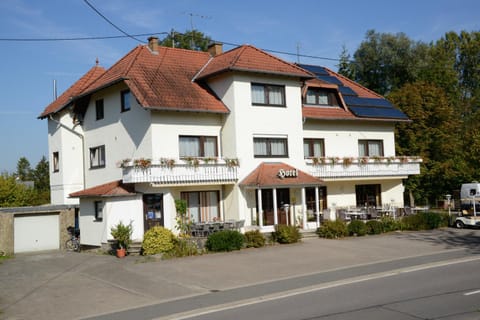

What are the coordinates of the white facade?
(43, 44, 421, 247)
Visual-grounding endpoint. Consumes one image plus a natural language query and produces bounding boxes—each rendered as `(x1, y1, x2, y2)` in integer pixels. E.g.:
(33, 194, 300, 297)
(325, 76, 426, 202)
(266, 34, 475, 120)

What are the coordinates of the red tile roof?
(39, 65, 106, 118)
(69, 180, 136, 198)
(197, 45, 314, 80)
(240, 162, 323, 188)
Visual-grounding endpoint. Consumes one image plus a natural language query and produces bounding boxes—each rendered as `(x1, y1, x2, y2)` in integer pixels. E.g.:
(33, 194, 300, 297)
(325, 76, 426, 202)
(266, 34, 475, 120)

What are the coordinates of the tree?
(160, 30, 212, 51)
(343, 30, 429, 95)
(337, 45, 355, 79)
(16, 157, 32, 181)
(0, 172, 36, 207)
(389, 82, 466, 205)
(32, 156, 50, 204)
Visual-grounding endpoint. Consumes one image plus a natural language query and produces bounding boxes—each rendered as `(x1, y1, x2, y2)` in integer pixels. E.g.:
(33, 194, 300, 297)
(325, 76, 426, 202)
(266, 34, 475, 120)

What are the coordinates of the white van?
(460, 182, 480, 201)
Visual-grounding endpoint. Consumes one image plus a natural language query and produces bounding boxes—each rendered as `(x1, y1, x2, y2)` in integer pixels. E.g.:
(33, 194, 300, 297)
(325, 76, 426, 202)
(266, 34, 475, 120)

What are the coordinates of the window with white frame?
(251, 83, 286, 106)
(89, 145, 106, 168)
(358, 140, 384, 157)
(305, 88, 339, 106)
(179, 136, 217, 158)
(253, 137, 288, 157)
(304, 138, 325, 158)
(94, 201, 103, 221)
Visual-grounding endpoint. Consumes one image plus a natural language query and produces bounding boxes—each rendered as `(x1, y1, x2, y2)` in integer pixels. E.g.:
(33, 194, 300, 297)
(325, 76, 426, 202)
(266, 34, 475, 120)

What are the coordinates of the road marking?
(464, 289, 480, 296)
(153, 255, 480, 320)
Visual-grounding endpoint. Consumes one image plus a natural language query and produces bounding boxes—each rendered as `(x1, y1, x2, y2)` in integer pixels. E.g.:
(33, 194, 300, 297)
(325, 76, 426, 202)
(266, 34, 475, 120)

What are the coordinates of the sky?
(0, 0, 479, 173)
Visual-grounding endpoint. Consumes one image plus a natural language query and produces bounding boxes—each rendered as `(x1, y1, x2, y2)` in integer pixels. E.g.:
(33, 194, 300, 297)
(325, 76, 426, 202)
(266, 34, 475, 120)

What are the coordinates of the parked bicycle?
(65, 226, 81, 252)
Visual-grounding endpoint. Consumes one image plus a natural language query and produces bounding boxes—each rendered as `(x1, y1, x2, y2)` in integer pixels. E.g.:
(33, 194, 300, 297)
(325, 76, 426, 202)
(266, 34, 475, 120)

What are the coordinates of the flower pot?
(116, 248, 126, 258)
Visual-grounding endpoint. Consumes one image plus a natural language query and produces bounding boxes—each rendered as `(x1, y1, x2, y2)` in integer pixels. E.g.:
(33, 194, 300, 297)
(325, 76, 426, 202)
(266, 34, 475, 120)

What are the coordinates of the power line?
(83, 0, 144, 43)
(0, 33, 168, 42)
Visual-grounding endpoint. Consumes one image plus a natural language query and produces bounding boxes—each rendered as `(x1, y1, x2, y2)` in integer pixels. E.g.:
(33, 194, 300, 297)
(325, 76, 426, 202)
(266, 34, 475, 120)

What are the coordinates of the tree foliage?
(159, 30, 211, 51)
(1, 156, 50, 207)
(340, 30, 480, 205)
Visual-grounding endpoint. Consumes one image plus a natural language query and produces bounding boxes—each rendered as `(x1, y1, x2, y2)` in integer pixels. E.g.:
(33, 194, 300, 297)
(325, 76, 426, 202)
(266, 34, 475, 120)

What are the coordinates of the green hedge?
(163, 238, 200, 258)
(244, 230, 266, 248)
(347, 220, 367, 236)
(271, 225, 302, 244)
(205, 230, 245, 252)
(316, 220, 348, 239)
(365, 220, 383, 235)
(401, 211, 449, 230)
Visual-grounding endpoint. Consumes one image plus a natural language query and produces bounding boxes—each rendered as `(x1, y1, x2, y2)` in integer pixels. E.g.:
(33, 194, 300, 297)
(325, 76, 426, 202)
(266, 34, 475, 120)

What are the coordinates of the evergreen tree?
(16, 157, 32, 181)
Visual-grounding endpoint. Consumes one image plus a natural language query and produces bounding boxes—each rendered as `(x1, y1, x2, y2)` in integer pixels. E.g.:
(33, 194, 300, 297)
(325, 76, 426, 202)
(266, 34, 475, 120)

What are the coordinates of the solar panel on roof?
(338, 86, 357, 96)
(298, 64, 329, 75)
(343, 96, 392, 108)
(316, 75, 343, 85)
(349, 106, 409, 120)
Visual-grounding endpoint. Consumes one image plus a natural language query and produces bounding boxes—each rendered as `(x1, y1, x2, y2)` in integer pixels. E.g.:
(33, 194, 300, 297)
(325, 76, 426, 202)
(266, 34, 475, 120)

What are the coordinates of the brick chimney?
(208, 42, 223, 56)
(148, 36, 159, 53)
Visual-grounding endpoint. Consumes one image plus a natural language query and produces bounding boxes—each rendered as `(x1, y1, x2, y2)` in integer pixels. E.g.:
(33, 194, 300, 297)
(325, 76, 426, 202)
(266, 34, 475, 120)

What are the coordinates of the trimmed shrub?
(271, 225, 302, 244)
(244, 230, 266, 248)
(316, 220, 348, 239)
(380, 216, 400, 232)
(142, 226, 176, 255)
(205, 230, 244, 252)
(163, 238, 200, 258)
(365, 220, 383, 235)
(401, 211, 449, 231)
(347, 220, 367, 236)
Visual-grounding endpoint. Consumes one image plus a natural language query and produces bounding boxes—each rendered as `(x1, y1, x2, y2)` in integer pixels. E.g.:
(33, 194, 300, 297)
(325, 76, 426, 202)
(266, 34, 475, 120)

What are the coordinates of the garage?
(14, 214, 60, 253)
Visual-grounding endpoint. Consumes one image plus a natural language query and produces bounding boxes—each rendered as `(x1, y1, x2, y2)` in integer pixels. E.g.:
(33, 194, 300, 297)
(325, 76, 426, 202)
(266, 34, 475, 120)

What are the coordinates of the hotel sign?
(277, 168, 298, 179)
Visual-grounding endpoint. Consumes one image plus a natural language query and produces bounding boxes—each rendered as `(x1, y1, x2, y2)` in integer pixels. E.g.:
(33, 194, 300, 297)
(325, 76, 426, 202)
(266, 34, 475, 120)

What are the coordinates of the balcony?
(306, 156, 422, 180)
(121, 158, 239, 185)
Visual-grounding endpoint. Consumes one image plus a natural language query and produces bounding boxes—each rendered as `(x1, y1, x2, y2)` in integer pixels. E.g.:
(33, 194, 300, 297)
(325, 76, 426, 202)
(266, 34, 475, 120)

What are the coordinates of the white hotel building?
(39, 37, 420, 247)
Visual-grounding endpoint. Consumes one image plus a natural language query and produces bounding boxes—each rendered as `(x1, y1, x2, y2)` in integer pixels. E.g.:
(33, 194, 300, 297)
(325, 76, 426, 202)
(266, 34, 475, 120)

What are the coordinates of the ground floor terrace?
(71, 164, 409, 247)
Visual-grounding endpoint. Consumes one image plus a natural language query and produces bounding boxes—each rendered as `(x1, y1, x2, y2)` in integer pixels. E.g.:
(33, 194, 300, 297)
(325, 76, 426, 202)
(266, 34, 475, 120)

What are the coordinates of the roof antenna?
(95, 57, 99, 66)
(296, 42, 301, 63)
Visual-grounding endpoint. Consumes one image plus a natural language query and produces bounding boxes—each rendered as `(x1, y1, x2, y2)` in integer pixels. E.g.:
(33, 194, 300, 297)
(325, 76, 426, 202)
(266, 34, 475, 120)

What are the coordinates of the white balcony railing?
(122, 160, 239, 185)
(306, 157, 422, 179)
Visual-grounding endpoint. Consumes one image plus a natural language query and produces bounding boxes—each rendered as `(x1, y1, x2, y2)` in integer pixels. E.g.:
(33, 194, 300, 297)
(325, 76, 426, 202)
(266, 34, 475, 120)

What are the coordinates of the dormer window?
(305, 88, 339, 107)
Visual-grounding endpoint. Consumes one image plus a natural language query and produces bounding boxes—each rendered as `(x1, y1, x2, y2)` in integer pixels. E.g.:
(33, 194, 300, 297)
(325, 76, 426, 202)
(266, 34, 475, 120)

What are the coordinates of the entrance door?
(143, 194, 164, 232)
(355, 184, 381, 207)
(257, 188, 290, 226)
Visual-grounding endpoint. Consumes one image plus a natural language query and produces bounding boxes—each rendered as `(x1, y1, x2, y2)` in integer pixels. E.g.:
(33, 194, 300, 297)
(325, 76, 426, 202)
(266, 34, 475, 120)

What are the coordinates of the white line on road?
(464, 289, 480, 296)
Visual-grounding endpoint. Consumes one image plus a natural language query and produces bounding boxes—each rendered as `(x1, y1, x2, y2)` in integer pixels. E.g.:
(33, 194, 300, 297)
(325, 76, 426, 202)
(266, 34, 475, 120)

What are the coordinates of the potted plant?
(110, 221, 133, 258)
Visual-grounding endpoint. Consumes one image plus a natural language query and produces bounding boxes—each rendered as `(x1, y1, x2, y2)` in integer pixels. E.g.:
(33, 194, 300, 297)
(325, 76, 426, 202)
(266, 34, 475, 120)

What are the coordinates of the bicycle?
(65, 226, 81, 252)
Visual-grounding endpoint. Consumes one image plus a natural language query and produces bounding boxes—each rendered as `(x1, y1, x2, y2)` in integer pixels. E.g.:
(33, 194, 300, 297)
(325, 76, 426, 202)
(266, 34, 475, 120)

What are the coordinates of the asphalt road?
(184, 257, 480, 320)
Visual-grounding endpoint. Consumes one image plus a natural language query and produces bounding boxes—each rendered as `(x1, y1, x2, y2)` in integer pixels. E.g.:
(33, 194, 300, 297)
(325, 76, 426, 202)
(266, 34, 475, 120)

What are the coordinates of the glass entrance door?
(143, 194, 164, 232)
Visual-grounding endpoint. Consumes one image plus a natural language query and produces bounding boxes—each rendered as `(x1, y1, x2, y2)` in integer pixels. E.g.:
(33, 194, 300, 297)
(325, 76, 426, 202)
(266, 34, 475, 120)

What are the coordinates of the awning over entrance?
(240, 162, 323, 188)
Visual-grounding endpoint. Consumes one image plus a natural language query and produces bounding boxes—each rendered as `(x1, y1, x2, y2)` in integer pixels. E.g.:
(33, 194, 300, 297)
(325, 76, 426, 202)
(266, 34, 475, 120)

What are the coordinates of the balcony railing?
(121, 159, 239, 185)
(306, 157, 422, 179)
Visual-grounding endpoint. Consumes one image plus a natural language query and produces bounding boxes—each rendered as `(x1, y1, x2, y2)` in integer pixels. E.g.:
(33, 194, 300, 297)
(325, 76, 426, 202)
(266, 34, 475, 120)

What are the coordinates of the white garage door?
(14, 214, 60, 253)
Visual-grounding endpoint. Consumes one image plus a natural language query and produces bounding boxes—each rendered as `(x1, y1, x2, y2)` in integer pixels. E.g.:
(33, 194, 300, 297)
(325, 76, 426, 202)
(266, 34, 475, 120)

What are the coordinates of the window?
(179, 136, 218, 158)
(253, 137, 288, 157)
(95, 99, 104, 120)
(304, 138, 325, 158)
(358, 140, 384, 157)
(53, 152, 59, 172)
(251, 83, 285, 106)
(355, 184, 381, 207)
(90, 145, 106, 168)
(305, 88, 339, 106)
(121, 90, 131, 112)
(94, 201, 103, 221)
(181, 191, 219, 223)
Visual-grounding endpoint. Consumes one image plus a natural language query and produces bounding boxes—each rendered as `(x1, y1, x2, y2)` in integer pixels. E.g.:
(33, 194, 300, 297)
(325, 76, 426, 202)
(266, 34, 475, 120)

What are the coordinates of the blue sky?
(0, 0, 479, 173)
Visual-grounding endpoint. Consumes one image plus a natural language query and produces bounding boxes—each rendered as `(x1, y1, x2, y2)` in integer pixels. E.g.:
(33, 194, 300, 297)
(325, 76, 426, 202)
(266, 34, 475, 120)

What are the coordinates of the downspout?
(49, 115, 86, 189)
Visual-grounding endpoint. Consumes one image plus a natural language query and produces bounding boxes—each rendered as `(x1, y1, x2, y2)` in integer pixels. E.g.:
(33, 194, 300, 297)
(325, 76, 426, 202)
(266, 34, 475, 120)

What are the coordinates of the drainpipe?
(49, 115, 86, 189)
